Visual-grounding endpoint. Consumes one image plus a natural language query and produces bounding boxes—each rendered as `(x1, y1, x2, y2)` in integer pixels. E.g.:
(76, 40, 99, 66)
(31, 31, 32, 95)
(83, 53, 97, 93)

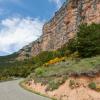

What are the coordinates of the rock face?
(18, 0, 100, 60)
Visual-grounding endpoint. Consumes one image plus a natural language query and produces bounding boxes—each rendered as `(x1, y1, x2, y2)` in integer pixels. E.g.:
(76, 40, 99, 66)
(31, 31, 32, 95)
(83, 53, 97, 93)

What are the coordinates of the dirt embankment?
(23, 76, 100, 100)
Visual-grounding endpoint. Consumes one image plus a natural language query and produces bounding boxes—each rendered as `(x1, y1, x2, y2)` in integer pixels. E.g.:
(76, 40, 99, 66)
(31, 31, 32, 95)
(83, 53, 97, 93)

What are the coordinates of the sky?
(0, 0, 65, 56)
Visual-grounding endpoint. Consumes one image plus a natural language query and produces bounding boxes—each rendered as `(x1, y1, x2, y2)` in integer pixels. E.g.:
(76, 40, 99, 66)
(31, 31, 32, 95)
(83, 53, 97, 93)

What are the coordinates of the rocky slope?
(17, 0, 100, 60)
(23, 76, 100, 100)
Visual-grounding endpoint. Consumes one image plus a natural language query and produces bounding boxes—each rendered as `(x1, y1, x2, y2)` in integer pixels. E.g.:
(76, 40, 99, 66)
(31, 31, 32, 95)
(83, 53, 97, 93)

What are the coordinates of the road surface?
(0, 79, 51, 100)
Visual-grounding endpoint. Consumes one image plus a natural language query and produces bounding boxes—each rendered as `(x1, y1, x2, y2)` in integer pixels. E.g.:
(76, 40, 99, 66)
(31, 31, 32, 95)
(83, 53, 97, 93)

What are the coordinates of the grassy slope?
(27, 56, 100, 90)
(34, 56, 100, 77)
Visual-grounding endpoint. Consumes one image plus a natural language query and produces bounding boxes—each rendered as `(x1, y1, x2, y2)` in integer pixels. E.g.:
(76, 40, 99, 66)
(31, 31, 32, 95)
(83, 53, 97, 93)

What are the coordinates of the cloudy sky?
(0, 0, 65, 56)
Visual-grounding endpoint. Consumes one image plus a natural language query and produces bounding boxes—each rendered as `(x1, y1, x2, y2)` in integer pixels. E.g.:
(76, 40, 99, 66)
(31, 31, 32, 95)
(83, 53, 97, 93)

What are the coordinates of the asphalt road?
(0, 79, 51, 100)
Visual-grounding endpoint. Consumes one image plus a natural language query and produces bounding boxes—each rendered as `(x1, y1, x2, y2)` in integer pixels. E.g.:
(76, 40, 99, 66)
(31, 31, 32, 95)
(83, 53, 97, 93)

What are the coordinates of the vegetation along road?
(0, 79, 51, 100)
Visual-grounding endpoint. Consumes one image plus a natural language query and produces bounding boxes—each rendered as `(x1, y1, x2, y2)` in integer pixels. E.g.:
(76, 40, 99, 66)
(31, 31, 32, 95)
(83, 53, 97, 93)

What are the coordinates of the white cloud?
(49, 0, 62, 8)
(0, 17, 44, 55)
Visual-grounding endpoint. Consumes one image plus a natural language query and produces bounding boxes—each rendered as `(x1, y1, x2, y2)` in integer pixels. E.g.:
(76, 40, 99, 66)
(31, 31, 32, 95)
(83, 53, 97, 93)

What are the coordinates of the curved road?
(0, 80, 51, 100)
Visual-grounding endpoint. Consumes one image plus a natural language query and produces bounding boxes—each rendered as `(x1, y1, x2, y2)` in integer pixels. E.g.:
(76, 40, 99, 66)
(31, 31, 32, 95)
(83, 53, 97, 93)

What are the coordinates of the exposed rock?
(23, 76, 100, 100)
(17, 0, 100, 60)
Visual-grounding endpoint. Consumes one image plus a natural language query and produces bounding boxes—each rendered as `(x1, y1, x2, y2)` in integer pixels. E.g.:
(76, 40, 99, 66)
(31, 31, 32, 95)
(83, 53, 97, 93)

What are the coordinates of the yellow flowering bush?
(44, 57, 66, 66)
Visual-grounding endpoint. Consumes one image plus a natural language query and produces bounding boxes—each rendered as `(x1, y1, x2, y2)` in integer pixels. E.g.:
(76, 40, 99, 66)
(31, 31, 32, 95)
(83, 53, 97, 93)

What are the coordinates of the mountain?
(0, 1, 100, 99)
(17, 0, 100, 60)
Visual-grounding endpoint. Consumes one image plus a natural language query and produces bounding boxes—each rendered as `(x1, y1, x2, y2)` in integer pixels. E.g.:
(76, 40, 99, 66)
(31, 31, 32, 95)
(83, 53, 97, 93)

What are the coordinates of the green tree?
(77, 23, 100, 57)
(32, 51, 55, 65)
(68, 23, 100, 57)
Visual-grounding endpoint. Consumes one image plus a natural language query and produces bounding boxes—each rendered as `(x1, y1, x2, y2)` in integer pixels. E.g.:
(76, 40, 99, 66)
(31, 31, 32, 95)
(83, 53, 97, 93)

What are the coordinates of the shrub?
(47, 80, 59, 91)
(57, 44, 71, 57)
(88, 82, 100, 92)
(69, 80, 81, 89)
(67, 38, 77, 54)
(44, 57, 66, 66)
(32, 51, 55, 65)
(35, 68, 45, 76)
(69, 80, 75, 87)
(88, 82, 96, 90)
(69, 52, 80, 59)
(46, 76, 67, 91)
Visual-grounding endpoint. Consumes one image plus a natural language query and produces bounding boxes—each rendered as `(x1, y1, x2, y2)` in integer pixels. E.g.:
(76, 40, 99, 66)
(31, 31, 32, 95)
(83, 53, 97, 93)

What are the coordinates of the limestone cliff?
(18, 0, 100, 60)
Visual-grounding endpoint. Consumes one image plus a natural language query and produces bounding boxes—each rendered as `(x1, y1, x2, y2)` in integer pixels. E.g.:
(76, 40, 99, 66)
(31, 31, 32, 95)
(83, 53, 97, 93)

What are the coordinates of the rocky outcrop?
(18, 0, 100, 60)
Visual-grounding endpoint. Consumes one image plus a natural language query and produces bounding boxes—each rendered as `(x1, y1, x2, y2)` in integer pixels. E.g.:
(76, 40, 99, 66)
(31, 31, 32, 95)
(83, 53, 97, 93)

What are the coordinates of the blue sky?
(0, 0, 65, 56)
